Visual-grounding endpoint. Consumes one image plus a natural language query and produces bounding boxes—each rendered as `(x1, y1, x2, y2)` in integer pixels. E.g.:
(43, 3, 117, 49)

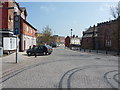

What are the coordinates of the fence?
(67, 45, 119, 56)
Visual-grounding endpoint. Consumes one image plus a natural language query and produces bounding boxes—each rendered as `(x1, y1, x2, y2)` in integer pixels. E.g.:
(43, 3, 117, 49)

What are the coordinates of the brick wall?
(8, 2, 14, 31)
(0, 6, 2, 29)
(65, 36, 70, 47)
(0, 1, 22, 30)
(59, 37, 65, 44)
(21, 19, 37, 38)
(81, 26, 95, 49)
(97, 20, 118, 51)
(81, 37, 93, 49)
(0, 2, 8, 29)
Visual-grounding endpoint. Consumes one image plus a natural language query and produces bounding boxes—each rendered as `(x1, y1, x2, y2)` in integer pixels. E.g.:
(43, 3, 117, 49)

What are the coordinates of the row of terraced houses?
(81, 18, 120, 52)
(0, 0, 38, 54)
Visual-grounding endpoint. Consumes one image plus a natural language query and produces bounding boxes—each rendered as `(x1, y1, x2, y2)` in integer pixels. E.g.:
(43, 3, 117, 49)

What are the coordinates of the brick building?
(58, 36, 65, 45)
(97, 19, 119, 51)
(81, 25, 98, 49)
(81, 19, 119, 52)
(0, 0, 37, 53)
(65, 36, 70, 47)
(21, 18, 37, 51)
(53, 35, 65, 46)
(65, 36, 81, 47)
(70, 37, 81, 45)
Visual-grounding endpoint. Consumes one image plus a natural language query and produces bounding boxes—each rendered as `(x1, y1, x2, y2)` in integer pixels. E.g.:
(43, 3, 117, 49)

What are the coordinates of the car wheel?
(43, 52, 47, 55)
(27, 52, 31, 56)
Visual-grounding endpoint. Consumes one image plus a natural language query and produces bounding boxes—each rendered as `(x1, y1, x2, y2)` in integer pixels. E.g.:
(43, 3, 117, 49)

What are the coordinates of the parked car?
(26, 45, 53, 56)
(51, 43, 57, 48)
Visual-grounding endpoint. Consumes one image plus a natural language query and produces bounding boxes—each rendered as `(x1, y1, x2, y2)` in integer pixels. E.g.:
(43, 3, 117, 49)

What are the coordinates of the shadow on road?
(3, 62, 16, 64)
(22, 54, 50, 57)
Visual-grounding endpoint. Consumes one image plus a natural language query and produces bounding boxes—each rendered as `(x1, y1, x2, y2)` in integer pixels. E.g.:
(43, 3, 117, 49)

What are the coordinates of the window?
(26, 25, 28, 32)
(31, 28, 32, 33)
(106, 40, 111, 47)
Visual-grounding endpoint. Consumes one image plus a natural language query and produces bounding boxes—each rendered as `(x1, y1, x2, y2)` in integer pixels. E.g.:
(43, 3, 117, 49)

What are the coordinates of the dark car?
(26, 45, 53, 56)
(51, 43, 57, 48)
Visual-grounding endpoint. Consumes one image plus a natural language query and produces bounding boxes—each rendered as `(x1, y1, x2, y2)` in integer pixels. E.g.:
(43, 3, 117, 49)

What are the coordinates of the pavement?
(0, 46, 119, 88)
(69, 47, 120, 56)
(1, 51, 39, 77)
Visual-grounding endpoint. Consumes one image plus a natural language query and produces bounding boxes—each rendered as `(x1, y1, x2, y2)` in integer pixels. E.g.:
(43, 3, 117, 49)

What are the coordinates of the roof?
(21, 7, 28, 16)
(14, 2, 22, 12)
(84, 27, 94, 33)
(82, 34, 93, 38)
(22, 18, 37, 31)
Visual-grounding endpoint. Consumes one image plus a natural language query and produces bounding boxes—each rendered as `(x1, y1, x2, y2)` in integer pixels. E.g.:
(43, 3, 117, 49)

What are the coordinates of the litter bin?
(0, 47, 3, 57)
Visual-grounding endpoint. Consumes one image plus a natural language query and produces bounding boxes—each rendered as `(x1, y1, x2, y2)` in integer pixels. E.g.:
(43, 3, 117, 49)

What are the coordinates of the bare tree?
(110, 1, 120, 55)
(111, 1, 120, 19)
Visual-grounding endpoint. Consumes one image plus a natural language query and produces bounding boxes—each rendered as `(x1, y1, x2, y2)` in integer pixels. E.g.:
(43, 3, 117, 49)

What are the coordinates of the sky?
(19, 2, 118, 37)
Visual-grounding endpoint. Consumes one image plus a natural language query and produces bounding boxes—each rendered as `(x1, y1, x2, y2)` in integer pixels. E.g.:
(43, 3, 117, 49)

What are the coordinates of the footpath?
(68, 47, 120, 56)
(0, 52, 37, 78)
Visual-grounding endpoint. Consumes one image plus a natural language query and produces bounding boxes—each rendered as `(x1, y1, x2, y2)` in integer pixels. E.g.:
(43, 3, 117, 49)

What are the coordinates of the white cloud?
(97, 3, 118, 21)
(99, 3, 117, 12)
(40, 4, 56, 12)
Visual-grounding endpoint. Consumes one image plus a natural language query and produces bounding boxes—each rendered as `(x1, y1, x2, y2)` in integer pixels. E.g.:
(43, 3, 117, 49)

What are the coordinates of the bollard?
(96, 50, 98, 53)
(89, 49, 91, 52)
(84, 49, 85, 52)
(117, 51, 119, 55)
(0, 47, 3, 57)
(106, 51, 108, 54)
(35, 53, 37, 58)
(80, 48, 81, 51)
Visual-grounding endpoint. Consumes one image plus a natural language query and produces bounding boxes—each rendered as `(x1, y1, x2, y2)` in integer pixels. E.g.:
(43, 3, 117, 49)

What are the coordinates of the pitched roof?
(21, 7, 28, 16)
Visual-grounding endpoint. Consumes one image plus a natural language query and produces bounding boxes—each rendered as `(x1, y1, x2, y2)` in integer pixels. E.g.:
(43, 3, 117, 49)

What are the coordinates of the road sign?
(14, 28, 19, 35)
(15, 16, 19, 22)
(14, 15, 20, 35)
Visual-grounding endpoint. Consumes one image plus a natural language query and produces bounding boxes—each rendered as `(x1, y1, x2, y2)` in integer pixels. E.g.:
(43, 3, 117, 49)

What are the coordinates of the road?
(1, 46, 119, 89)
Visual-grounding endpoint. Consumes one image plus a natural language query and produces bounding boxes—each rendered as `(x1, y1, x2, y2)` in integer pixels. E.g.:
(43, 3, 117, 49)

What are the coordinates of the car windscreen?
(38, 46, 44, 50)
(45, 45, 52, 49)
(32, 47, 38, 49)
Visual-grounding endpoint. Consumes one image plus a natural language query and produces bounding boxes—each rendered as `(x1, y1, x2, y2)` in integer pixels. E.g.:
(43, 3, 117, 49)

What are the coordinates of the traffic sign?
(14, 15, 20, 35)
(14, 28, 19, 35)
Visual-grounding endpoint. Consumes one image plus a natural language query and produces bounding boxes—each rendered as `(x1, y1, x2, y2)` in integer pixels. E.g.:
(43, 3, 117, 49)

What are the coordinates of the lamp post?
(71, 29, 73, 38)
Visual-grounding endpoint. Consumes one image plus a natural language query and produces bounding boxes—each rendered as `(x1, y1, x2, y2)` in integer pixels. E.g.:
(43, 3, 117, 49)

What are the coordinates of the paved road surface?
(1, 46, 119, 88)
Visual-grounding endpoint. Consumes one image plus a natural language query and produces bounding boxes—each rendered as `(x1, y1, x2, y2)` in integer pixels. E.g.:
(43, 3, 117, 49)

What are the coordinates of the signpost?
(14, 14, 20, 63)
(6, 5, 20, 63)
(15, 35, 18, 63)
(14, 15, 20, 35)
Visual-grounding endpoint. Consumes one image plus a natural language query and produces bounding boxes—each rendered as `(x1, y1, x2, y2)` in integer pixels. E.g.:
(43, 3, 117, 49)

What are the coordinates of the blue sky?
(19, 2, 118, 37)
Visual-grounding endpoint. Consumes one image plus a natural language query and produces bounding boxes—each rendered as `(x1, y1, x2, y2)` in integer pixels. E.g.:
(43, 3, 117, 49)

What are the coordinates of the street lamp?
(71, 29, 73, 38)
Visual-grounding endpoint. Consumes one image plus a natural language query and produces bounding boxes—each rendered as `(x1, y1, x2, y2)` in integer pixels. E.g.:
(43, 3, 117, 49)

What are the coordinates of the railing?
(66, 45, 119, 56)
